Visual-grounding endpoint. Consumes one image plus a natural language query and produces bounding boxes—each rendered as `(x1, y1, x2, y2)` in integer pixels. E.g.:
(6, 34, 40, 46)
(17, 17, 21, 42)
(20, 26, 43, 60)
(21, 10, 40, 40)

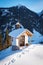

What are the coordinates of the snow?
(11, 12, 13, 15)
(17, 4, 22, 9)
(0, 28, 43, 65)
(0, 44, 43, 65)
(9, 28, 25, 38)
(31, 29, 43, 44)
(4, 9, 9, 13)
(4, 27, 7, 32)
(12, 25, 15, 30)
(1, 12, 7, 16)
(9, 28, 33, 38)
(1, 9, 9, 16)
(0, 46, 21, 60)
(38, 10, 43, 16)
(15, 19, 18, 21)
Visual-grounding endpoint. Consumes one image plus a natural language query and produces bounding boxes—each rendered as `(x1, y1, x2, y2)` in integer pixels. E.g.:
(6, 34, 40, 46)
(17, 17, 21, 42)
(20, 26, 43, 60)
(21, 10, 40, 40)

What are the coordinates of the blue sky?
(0, 0, 43, 12)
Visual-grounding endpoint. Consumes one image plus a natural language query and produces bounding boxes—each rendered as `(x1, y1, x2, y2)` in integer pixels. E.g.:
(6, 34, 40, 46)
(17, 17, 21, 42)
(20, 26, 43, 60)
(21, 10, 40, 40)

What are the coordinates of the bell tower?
(15, 22, 22, 29)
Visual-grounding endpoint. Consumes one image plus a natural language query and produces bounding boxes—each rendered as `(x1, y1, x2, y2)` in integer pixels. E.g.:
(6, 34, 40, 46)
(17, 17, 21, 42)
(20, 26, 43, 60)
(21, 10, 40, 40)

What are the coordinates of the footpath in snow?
(0, 44, 43, 65)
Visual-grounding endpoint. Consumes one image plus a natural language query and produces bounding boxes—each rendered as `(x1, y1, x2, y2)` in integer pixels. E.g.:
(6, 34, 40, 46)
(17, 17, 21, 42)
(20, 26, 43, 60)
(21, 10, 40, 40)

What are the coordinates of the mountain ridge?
(0, 5, 43, 42)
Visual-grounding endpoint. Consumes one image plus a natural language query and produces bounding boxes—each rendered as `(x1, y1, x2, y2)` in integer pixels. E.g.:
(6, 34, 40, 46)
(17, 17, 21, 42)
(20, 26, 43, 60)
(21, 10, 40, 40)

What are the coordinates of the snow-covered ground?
(0, 44, 43, 65)
(0, 29, 43, 65)
(29, 29, 43, 44)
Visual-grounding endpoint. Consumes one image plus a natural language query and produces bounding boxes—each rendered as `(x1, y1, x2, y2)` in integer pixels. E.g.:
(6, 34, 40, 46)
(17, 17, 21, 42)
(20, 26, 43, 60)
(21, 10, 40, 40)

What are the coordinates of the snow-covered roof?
(15, 22, 20, 25)
(9, 28, 33, 38)
(9, 28, 24, 38)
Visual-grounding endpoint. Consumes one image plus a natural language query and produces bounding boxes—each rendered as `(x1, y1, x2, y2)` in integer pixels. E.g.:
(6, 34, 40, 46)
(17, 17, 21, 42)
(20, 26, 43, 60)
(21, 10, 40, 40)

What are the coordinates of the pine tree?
(5, 29, 11, 47)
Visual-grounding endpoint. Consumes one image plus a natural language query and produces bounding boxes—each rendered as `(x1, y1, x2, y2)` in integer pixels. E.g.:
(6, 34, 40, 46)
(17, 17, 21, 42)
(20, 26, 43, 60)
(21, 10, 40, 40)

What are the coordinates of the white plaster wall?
(12, 38, 19, 46)
(16, 38, 19, 46)
(25, 34, 28, 44)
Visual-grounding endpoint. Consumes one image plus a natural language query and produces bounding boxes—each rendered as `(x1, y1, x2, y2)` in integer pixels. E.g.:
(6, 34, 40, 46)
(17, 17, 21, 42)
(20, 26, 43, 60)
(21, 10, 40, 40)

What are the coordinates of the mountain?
(38, 10, 43, 35)
(0, 5, 43, 42)
(38, 10, 43, 16)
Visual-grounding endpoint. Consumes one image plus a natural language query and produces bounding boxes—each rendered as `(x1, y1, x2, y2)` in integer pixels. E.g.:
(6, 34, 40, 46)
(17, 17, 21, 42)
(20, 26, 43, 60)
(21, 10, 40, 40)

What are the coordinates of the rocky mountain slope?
(0, 5, 43, 42)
